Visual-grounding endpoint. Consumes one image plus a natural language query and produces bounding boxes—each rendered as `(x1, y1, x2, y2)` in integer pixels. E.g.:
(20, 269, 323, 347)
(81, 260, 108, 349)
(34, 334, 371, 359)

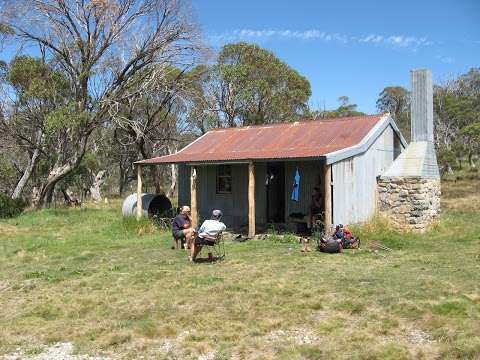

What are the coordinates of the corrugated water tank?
(122, 193, 172, 217)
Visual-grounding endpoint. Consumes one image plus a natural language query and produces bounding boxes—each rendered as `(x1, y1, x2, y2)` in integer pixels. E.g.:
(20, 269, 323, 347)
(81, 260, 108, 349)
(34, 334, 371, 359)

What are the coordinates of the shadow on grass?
(192, 256, 224, 264)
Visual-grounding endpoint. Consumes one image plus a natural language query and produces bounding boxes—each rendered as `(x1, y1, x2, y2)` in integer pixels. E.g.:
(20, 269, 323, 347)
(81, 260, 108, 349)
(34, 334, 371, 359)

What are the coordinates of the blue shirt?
(172, 214, 190, 233)
(291, 169, 301, 201)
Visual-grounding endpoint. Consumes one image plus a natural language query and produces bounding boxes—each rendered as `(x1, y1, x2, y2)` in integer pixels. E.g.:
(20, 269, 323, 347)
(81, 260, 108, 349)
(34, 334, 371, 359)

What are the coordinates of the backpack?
(319, 236, 342, 253)
(341, 237, 360, 249)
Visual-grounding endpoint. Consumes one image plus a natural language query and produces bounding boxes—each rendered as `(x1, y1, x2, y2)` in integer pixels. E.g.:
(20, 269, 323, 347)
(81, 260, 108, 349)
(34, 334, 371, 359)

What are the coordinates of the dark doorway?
(266, 162, 285, 223)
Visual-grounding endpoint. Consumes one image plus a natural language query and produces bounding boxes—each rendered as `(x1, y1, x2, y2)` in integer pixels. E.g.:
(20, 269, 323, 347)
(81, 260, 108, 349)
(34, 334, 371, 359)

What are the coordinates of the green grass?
(0, 181, 479, 359)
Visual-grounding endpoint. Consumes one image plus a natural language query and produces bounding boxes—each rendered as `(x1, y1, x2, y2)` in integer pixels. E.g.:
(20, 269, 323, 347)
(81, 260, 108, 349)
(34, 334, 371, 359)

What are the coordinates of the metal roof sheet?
(138, 114, 387, 165)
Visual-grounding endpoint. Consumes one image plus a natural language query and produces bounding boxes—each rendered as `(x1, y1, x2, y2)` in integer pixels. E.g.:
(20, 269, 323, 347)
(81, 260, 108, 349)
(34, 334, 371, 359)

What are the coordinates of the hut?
(135, 113, 407, 236)
(134, 69, 440, 236)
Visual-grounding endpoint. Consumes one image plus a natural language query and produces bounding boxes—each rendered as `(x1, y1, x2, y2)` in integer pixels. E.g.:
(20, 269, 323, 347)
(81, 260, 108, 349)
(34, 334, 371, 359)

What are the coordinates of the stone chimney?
(411, 69, 434, 142)
(377, 69, 441, 232)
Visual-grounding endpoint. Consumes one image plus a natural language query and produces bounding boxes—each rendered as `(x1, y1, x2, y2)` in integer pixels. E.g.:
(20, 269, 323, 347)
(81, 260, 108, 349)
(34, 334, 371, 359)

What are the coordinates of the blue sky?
(193, 0, 480, 113)
(1, 1, 478, 114)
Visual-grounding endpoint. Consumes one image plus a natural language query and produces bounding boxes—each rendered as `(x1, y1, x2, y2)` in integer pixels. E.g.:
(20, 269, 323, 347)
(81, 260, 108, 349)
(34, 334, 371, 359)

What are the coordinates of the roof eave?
(136, 156, 328, 166)
(324, 114, 404, 165)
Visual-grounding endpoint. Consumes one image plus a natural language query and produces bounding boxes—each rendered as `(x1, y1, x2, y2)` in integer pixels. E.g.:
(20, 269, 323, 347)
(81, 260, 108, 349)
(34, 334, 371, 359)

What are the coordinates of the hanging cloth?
(291, 168, 300, 201)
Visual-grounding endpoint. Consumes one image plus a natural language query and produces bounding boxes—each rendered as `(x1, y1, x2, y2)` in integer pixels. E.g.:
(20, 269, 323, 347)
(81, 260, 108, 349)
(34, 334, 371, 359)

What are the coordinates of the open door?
(266, 162, 285, 223)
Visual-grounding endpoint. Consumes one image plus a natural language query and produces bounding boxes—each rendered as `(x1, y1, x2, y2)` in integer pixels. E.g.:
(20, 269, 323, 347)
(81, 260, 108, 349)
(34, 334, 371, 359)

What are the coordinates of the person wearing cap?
(333, 224, 359, 249)
(190, 209, 226, 262)
(334, 224, 345, 241)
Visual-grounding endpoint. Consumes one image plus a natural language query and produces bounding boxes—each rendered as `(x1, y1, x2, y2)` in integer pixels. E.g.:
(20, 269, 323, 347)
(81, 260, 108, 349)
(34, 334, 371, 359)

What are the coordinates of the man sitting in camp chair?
(172, 206, 195, 250)
(189, 209, 226, 262)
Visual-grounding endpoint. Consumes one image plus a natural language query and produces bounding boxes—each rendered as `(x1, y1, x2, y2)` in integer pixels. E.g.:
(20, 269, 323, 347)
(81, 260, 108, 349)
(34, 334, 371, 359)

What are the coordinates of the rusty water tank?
(122, 193, 172, 218)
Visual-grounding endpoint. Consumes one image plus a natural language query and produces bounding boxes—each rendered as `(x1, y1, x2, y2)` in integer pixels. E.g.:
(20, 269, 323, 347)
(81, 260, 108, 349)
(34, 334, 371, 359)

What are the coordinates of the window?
(217, 165, 232, 193)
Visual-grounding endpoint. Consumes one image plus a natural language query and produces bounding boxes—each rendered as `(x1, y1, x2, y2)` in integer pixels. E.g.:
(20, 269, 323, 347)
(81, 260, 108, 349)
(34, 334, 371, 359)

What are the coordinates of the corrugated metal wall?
(332, 125, 397, 225)
(411, 69, 434, 142)
(284, 160, 324, 218)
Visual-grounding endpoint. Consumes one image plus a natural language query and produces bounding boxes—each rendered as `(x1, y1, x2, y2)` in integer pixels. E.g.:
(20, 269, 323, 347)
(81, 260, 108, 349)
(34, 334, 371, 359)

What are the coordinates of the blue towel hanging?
(291, 168, 300, 201)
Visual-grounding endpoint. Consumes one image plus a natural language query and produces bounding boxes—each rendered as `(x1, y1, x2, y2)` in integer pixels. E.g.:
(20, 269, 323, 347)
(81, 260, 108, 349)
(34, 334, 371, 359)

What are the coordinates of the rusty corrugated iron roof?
(137, 114, 387, 164)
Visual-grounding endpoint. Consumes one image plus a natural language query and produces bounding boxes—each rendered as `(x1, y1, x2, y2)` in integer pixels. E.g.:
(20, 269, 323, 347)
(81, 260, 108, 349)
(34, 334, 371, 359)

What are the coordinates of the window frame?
(216, 165, 232, 194)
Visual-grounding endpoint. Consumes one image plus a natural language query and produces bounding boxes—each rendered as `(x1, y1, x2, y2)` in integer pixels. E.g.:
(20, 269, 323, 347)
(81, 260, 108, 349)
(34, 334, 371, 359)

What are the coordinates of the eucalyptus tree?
(315, 96, 365, 119)
(460, 122, 480, 168)
(0, 56, 71, 200)
(434, 69, 480, 170)
(109, 65, 195, 194)
(376, 86, 410, 141)
(2, 0, 200, 207)
(194, 42, 311, 128)
(223, 42, 311, 126)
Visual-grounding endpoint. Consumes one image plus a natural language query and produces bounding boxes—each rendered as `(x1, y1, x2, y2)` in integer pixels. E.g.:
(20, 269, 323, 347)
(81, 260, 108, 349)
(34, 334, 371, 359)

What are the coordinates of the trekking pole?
(377, 244, 392, 252)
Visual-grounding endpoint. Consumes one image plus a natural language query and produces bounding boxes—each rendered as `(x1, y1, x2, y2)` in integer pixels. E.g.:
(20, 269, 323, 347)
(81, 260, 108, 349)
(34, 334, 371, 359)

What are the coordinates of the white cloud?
(209, 29, 431, 49)
(435, 54, 455, 64)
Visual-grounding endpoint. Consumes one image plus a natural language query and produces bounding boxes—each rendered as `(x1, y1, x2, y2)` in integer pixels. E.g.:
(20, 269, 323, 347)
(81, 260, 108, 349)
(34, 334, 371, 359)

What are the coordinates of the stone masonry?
(377, 177, 441, 233)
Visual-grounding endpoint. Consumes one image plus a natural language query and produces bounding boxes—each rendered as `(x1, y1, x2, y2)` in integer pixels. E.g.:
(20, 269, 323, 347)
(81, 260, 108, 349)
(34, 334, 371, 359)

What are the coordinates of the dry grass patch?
(441, 179, 480, 211)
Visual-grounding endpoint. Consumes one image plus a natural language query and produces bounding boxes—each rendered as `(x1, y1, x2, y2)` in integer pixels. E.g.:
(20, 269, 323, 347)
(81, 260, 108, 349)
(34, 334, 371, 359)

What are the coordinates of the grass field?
(0, 180, 479, 359)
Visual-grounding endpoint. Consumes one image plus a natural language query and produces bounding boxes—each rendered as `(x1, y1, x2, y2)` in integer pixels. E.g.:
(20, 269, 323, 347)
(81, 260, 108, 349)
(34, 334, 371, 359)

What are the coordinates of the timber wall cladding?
(178, 163, 267, 228)
(179, 160, 325, 228)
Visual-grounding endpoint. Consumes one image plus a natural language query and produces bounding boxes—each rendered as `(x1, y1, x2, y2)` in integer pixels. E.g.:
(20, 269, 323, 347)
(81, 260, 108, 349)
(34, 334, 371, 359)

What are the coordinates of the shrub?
(0, 193, 28, 218)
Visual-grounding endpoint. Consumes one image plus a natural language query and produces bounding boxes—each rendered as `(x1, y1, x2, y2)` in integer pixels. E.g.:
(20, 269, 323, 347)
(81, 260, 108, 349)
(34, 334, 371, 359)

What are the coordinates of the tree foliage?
(195, 42, 311, 128)
(376, 68, 480, 172)
(313, 96, 365, 119)
(1, 0, 200, 206)
(376, 86, 410, 141)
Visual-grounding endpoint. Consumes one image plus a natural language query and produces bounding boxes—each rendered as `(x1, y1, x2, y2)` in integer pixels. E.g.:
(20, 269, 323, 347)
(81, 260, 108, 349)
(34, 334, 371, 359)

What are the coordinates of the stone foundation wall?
(377, 177, 441, 232)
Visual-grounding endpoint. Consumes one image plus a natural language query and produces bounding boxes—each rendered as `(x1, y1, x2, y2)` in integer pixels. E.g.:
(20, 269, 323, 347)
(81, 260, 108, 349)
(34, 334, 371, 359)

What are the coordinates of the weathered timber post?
(248, 161, 256, 238)
(190, 166, 198, 228)
(324, 164, 332, 231)
(136, 165, 142, 220)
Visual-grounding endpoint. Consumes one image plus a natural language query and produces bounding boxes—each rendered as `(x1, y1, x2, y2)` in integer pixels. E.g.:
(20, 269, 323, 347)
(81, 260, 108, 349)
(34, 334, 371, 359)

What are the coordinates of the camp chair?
(197, 231, 225, 261)
(172, 230, 187, 250)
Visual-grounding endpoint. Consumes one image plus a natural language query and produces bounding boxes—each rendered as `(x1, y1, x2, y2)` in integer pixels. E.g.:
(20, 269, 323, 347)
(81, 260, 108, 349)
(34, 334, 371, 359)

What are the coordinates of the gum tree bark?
(90, 170, 107, 202)
(11, 148, 40, 199)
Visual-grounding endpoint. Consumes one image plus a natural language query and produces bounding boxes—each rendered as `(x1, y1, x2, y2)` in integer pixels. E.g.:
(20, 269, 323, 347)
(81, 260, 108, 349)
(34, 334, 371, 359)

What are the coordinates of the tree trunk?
(119, 163, 125, 195)
(32, 187, 40, 207)
(35, 131, 90, 209)
(447, 163, 454, 175)
(11, 148, 40, 199)
(151, 166, 162, 194)
(35, 162, 74, 209)
(166, 163, 177, 198)
(45, 182, 55, 206)
(468, 152, 476, 169)
(90, 170, 107, 202)
(166, 145, 177, 198)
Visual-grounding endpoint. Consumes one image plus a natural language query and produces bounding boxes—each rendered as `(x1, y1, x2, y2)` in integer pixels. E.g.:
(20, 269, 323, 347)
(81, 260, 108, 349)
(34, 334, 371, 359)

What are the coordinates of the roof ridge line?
(207, 114, 385, 132)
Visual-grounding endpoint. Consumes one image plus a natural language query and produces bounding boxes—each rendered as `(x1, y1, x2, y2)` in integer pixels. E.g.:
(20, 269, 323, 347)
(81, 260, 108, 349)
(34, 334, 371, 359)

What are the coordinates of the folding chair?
(198, 231, 225, 261)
